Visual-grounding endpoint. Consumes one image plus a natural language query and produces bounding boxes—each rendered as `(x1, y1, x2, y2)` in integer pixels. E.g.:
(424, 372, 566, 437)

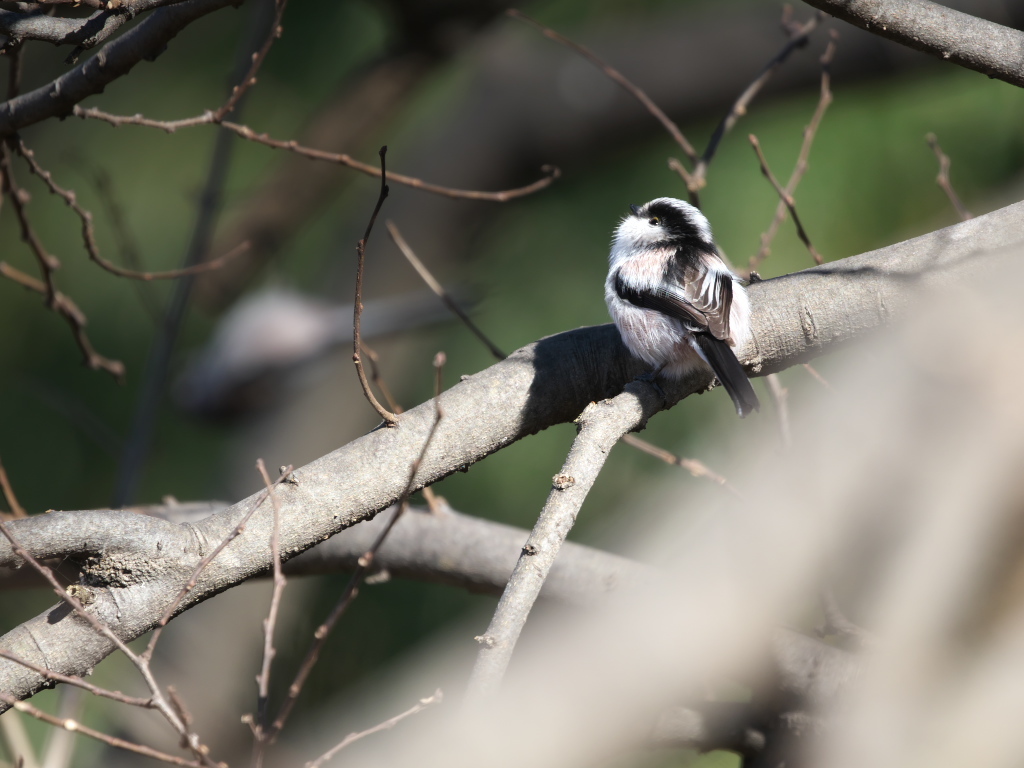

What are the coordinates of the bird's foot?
(635, 366, 668, 402)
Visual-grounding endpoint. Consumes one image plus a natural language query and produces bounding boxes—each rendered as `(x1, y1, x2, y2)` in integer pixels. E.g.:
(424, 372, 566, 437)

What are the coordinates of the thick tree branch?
(0, 0, 201, 53)
(1, 201, 1024, 708)
(801, 0, 1024, 88)
(0, 0, 241, 137)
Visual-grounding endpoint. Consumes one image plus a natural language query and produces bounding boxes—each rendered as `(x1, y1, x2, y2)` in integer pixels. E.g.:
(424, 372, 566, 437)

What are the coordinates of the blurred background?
(1, 0, 1024, 765)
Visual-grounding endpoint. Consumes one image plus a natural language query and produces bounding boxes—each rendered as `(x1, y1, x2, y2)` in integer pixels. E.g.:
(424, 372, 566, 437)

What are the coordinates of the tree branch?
(2, 200, 1024, 707)
(0, 0, 199, 52)
(466, 383, 662, 701)
(801, 0, 1024, 88)
(0, 0, 241, 137)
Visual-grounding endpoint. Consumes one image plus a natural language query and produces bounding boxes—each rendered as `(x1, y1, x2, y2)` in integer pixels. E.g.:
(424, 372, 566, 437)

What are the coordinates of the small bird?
(605, 197, 760, 417)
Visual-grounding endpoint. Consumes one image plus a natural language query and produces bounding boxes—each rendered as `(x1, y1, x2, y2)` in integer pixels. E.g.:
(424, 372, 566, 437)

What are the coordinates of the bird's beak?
(629, 204, 641, 216)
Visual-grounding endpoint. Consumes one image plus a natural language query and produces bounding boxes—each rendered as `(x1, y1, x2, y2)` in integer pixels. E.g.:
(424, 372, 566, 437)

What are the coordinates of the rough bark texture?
(2, 200, 1024, 707)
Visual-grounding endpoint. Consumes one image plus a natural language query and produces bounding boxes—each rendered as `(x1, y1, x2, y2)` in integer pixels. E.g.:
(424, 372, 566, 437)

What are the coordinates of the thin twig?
(694, 11, 824, 186)
(14, 139, 249, 281)
(0, 458, 27, 519)
(0, 145, 126, 381)
(79, 162, 163, 322)
(386, 220, 507, 360)
(142, 465, 294, 661)
(0, 694, 205, 768)
(801, 362, 834, 392)
(251, 458, 289, 768)
(360, 341, 403, 415)
(926, 132, 973, 221)
(353, 146, 399, 427)
(748, 134, 823, 265)
(507, 9, 697, 163)
(0, 521, 217, 765)
(749, 32, 836, 273)
(214, 0, 288, 121)
(620, 434, 742, 500)
(0, 650, 155, 709)
(304, 690, 443, 768)
(72, 107, 561, 202)
(268, 353, 447, 742)
(111, 0, 277, 507)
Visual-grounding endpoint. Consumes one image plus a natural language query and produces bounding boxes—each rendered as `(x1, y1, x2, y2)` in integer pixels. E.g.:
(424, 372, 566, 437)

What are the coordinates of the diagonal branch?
(466, 379, 663, 701)
(802, 0, 1024, 88)
(0, 0, 240, 137)
(748, 134, 824, 265)
(1, 201, 1024, 709)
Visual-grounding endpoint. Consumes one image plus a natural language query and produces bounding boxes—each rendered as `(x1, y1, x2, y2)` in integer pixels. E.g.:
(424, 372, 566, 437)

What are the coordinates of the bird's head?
(614, 197, 716, 254)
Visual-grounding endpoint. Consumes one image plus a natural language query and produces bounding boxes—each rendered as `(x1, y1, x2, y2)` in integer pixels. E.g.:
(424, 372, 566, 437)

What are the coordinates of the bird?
(605, 197, 760, 417)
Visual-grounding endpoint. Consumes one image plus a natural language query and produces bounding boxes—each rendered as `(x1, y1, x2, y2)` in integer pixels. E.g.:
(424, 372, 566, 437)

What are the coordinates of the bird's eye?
(648, 216, 661, 226)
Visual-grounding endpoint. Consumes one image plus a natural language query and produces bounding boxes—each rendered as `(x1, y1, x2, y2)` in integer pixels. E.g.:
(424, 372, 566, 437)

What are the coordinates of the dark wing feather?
(675, 254, 732, 340)
(612, 251, 734, 341)
(693, 334, 760, 418)
(613, 272, 707, 333)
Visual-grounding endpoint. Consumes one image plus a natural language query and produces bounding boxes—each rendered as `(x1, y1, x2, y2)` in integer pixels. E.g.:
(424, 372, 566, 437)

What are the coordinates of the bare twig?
(507, 9, 698, 162)
(465, 376, 664, 701)
(214, 0, 287, 121)
(749, 33, 836, 273)
(0, 694, 204, 768)
(748, 134, 824, 265)
(268, 353, 447, 742)
(251, 458, 289, 768)
(360, 341, 403, 415)
(801, 362, 834, 392)
(926, 133, 973, 221)
(386, 221, 507, 360)
(0, 650, 154, 709)
(0, 146, 126, 381)
(695, 12, 824, 184)
(0, 0, 241, 136)
(14, 139, 249, 280)
(620, 434, 742, 499)
(143, 465, 295, 661)
(0, 458, 27, 519)
(72, 107, 561, 202)
(0, 521, 217, 765)
(111, 0, 275, 508)
(77, 162, 163, 322)
(353, 146, 399, 427)
(305, 690, 443, 768)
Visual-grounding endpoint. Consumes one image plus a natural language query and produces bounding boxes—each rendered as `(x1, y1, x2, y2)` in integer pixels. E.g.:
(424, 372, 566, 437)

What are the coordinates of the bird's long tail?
(692, 334, 760, 418)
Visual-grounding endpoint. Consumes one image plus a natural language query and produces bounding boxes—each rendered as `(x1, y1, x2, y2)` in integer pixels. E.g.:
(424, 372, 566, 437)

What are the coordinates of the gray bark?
(0, 0, 242, 137)
(2, 200, 1024, 707)
(802, 0, 1024, 88)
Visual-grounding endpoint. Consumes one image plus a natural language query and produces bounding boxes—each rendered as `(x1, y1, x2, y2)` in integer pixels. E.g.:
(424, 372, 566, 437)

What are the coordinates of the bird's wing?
(613, 251, 734, 341)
